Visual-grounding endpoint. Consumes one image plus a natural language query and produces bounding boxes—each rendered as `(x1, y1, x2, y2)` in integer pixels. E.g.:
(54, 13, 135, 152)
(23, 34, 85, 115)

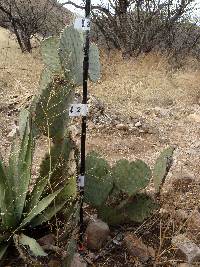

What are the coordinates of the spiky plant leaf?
(7, 114, 33, 223)
(85, 152, 113, 207)
(124, 194, 157, 223)
(89, 43, 101, 82)
(113, 159, 151, 196)
(17, 234, 47, 257)
(59, 26, 83, 85)
(27, 137, 74, 212)
(30, 176, 77, 227)
(0, 243, 9, 260)
(19, 188, 62, 229)
(33, 78, 74, 138)
(19, 109, 29, 138)
(41, 36, 62, 74)
(153, 147, 174, 193)
(0, 153, 16, 228)
(0, 155, 7, 214)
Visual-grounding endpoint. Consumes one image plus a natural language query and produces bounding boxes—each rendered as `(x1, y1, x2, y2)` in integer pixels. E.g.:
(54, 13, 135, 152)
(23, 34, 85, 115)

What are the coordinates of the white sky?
(59, 0, 200, 17)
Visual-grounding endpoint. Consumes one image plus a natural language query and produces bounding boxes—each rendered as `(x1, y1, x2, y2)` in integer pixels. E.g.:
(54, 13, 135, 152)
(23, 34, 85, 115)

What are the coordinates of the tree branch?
(61, 1, 110, 13)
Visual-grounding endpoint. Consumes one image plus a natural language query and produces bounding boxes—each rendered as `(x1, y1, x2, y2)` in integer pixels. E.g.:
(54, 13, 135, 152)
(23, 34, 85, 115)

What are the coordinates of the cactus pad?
(153, 146, 174, 193)
(85, 152, 113, 207)
(41, 36, 62, 74)
(112, 159, 152, 196)
(89, 43, 101, 82)
(59, 26, 83, 85)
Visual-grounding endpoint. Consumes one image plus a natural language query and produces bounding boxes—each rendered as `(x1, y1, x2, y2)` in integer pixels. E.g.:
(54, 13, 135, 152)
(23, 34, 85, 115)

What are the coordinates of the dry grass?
(0, 27, 43, 101)
(91, 50, 200, 116)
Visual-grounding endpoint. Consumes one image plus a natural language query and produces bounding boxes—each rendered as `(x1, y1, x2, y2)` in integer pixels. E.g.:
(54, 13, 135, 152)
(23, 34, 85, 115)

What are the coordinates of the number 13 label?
(74, 17, 90, 31)
(69, 104, 88, 117)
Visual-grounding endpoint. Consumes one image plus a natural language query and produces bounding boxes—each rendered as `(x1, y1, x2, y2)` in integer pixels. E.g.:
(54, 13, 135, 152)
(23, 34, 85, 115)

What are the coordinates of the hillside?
(0, 26, 200, 266)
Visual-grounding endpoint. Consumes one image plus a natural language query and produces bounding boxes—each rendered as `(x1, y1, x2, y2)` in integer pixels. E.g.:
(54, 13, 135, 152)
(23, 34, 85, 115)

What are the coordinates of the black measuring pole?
(79, 0, 91, 247)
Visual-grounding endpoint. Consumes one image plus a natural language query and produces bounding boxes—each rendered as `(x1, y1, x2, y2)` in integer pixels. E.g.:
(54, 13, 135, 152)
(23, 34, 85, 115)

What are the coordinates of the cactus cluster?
(85, 147, 174, 225)
(0, 24, 101, 263)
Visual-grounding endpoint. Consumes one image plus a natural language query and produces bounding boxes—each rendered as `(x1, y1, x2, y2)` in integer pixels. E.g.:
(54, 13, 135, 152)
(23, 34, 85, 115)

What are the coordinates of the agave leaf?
(113, 159, 151, 196)
(9, 115, 33, 222)
(27, 137, 74, 212)
(30, 176, 77, 227)
(0, 243, 9, 260)
(41, 36, 62, 74)
(124, 194, 157, 223)
(17, 234, 47, 257)
(89, 43, 101, 82)
(0, 154, 7, 216)
(19, 109, 29, 138)
(85, 152, 113, 207)
(153, 147, 175, 193)
(1, 143, 18, 228)
(59, 25, 83, 85)
(19, 188, 62, 229)
(30, 201, 66, 227)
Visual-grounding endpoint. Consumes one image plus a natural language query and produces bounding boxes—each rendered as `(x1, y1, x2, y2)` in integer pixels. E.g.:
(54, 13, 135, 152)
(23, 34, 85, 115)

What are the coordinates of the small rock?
(135, 121, 142, 127)
(48, 259, 61, 267)
(116, 123, 129, 131)
(172, 234, 200, 263)
(70, 253, 87, 267)
(123, 233, 151, 263)
(85, 219, 110, 250)
(37, 233, 56, 247)
(186, 210, 200, 244)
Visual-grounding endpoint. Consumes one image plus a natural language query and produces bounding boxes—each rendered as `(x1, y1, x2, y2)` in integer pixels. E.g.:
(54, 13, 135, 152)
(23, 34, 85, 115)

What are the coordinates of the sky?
(59, 0, 200, 18)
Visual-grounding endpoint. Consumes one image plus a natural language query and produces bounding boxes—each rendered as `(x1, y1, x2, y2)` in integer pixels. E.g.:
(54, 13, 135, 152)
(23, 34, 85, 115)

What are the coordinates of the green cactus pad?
(59, 26, 83, 85)
(89, 43, 101, 82)
(85, 152, 113, 207)
(98, 205, 126, 225)
(124, 194, 157, 223)
(41, 36, 62, 74)
(112, 159, 151, 196)
(34, 78, 74, 138)
(153, 146, 174, 193)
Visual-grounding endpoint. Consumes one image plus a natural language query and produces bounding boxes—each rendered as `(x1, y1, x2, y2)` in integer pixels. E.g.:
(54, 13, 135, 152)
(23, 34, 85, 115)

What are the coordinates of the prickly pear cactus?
(85, 152, 113, 207)
(153, 146, 175, 193)
(112, 159, 152, 196)
(98, 194, 156, 225)
(59, 26, 83, 85)
(41, 36, 62, 74)
(124, 194, 157, 223)
(33, 78, 74, 139)
(89, 43, 101, 82)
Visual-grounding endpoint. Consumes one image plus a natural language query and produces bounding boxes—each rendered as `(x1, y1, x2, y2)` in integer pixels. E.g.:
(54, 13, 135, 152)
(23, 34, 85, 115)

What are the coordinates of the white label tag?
(78, 175, 85, 187)
(74, 17, 90, 31)
(69, 104, 88, 117)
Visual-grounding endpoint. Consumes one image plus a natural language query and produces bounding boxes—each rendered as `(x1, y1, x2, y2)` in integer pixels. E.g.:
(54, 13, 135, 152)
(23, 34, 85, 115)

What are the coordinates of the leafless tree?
(62, 0, 200, 61)
(0, 0, 71, 52)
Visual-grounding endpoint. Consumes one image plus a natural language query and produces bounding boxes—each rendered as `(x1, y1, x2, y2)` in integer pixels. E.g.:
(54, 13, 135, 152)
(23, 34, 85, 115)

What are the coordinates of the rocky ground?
(0, 27, 200, 266)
